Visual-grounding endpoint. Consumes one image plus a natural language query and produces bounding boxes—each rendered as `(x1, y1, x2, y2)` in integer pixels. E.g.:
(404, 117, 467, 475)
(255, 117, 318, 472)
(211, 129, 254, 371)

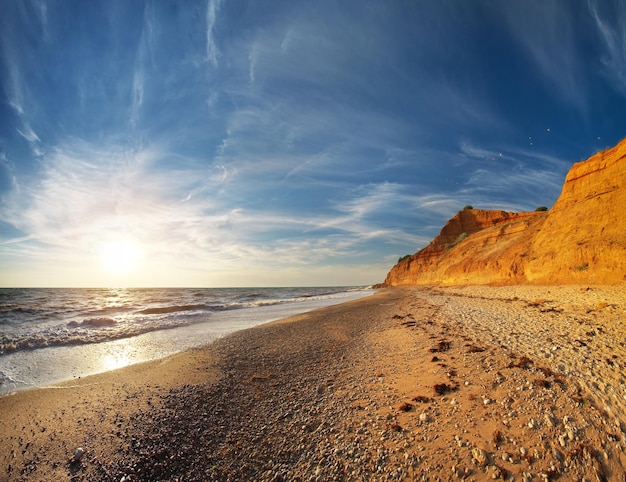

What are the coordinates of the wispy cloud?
(130, 69, 144, 129)
(326, 182, 461, 246)
(16, 125, 40, 144)
(458, 141, 569, 210)
(1, 134, 402, 279)
(499, 1, 587, 112)
(5, 66, 25, 117)
(127, 3, 158, 129)
(1, 32, 44, 158)
(588, 0, 626, 97)
(205, 0, 221, 66)
(2, 139, 210, 253)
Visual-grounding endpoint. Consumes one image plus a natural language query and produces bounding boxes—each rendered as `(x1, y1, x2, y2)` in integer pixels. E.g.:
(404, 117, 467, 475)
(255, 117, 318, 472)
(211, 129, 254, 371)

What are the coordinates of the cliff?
(526, 136, 626, 284)
(383, 137, 626, 286)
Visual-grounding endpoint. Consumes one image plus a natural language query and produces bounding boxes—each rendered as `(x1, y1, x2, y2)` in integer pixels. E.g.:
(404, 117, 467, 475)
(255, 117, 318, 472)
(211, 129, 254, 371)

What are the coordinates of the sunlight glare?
(99, 239, 141, 274)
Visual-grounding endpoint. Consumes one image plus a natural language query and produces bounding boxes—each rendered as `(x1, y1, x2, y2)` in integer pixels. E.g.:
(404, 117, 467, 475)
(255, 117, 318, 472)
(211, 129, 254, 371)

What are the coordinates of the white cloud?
(457, 140, 570, 210)
(588, 0, 626, 97)
(16, 125, 40, 143)
(130, 69, 144, 128)
(464, 167, 562, 197)
(206, 0, 221, 66)
(2, 138, 220, 256)
(6, 65, 25, 117)
(248, 43, 259, 85)
(1, 134, 401, 282)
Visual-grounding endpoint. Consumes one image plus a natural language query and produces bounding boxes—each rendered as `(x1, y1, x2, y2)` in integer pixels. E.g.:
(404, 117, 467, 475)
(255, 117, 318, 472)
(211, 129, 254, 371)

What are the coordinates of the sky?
(1, 0, 626, 288)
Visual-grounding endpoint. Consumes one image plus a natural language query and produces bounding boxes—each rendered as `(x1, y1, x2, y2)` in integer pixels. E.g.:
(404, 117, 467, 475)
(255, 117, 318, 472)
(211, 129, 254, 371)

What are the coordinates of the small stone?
(483, 398, 493, 405)
(528, 418, 538, 429)
(502, 452, 510, 462)
(72, 447, 85, 462)
(554, 449, 564, 462)
(451, 398, 458, 405)
(544, 413, 557, 427)
(452, 465, 464, 478)
(472, 447, 488, 466)
(419, 412, 432, 423)
(520, 447, 528, 456)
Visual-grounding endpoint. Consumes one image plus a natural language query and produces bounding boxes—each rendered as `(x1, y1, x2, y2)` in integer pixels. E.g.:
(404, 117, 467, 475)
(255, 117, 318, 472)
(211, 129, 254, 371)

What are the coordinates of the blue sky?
(1, 0, 626, 287)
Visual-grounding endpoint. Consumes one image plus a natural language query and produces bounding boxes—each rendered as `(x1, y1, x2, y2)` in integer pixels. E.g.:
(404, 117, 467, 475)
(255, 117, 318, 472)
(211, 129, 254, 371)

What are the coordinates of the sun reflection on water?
(99, 338, 140, 372)
(102, 352, 131, 371)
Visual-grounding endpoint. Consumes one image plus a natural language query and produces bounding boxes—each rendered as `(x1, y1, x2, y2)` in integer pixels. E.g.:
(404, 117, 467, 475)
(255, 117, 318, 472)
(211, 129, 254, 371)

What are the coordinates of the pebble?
(544, 413, 557, 427)
(419, 412, 432, 423)
(491, 466, 503, 479)
(451, 464, 464, 478)
(72, 447, 85, 462)
(554, 449, 564, 462)
(471, 447, 488, 466)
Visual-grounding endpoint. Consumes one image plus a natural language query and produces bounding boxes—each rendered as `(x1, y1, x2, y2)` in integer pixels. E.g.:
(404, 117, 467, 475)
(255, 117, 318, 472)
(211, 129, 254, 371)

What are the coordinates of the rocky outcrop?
(383, 136, 626, 286)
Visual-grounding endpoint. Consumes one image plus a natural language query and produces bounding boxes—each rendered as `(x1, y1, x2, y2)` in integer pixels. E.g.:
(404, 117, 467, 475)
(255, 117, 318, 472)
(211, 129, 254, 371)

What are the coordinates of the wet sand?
(1, 285, 625, 481)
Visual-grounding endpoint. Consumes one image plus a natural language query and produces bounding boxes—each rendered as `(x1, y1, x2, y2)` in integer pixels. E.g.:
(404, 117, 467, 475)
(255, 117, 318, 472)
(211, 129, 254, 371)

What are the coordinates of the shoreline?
(0, 288, 374, 396)
(1, 285, 625, 480)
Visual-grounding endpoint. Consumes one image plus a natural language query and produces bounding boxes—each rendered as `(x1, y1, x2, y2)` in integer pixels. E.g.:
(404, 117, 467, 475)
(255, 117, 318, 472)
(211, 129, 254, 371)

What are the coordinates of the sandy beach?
(1, 285, 626, 481)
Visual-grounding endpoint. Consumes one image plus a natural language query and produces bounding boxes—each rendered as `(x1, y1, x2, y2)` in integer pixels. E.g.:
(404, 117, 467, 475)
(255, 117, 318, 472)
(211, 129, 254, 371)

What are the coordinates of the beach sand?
(1, 286, 626, 481)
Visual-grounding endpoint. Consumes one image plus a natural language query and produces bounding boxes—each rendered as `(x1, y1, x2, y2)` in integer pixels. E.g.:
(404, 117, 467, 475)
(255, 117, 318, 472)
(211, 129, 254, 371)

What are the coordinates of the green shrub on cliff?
(398, 254, 411, 264)
(453, 232, 467, 246)
(535, 206, 548, 211)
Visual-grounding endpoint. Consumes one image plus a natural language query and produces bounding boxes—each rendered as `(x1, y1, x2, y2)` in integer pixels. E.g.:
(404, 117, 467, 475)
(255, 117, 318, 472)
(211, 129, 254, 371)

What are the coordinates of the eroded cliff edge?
(383, 137, 626, 286)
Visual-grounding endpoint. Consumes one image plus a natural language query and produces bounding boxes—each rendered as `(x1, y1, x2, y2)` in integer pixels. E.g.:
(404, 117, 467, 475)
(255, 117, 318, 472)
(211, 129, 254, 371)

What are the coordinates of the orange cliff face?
(383, 209, 546, 286)
(526, 137, 626, 284)
(383, 136, 626, 286)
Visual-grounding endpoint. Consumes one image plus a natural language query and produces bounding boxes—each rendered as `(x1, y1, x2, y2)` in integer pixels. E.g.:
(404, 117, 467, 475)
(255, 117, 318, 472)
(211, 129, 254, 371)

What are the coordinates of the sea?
(0, 286, 373, 395)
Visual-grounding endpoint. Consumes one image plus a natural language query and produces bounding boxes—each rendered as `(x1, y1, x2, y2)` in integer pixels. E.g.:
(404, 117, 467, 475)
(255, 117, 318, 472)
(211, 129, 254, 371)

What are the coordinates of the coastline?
(1, 285, 625, 480)
(0, 287, 373, 395)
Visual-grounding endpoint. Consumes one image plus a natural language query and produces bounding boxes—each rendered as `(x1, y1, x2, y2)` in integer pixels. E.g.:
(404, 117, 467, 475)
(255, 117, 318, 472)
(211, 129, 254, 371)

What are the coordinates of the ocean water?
(0, 287, 373, 395)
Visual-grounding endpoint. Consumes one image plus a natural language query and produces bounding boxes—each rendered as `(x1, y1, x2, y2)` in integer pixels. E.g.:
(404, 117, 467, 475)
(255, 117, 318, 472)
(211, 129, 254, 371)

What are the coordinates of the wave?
(136, 304, 210, 315)
(0, 318, 191, 355)
(0, 286, 373, 356)
(0, 306, 43, 316)
(67, 317, 117, 328)
(83, 305, 134, 316)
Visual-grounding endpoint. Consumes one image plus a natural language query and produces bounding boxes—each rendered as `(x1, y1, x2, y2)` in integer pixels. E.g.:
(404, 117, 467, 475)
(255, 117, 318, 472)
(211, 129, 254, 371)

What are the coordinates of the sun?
(98, 239, 141, 274)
